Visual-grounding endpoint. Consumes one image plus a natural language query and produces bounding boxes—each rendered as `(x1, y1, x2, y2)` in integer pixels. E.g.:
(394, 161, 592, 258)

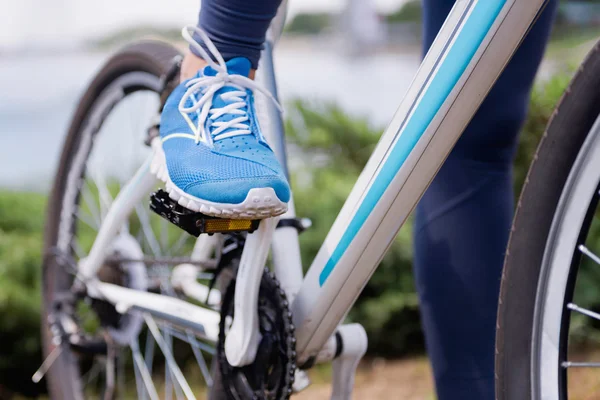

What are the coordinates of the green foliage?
(0, 191, 46, 234)
(386, 1, 423, 24)
(285, 13, 332, 35)
(0, 191, 46, 397)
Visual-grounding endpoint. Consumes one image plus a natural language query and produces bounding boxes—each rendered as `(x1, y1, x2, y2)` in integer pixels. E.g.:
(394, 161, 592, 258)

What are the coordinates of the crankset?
(218, 269, 296, 400)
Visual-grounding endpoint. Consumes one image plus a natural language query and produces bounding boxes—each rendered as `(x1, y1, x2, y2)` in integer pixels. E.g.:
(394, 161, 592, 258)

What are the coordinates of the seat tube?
(256, 0, 305, 302)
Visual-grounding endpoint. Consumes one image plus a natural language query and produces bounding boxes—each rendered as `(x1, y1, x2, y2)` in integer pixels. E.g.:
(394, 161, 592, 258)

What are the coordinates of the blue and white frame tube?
(291, 0, 549, 363)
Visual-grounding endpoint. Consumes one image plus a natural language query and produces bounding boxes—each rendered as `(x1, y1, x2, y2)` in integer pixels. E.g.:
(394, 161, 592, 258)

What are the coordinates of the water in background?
(0, 43, 420, 192)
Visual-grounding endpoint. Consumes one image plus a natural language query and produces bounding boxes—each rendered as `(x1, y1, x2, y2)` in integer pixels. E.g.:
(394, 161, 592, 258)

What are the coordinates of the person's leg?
(182, 0, 282, 79)
(414, 1, 558, 399)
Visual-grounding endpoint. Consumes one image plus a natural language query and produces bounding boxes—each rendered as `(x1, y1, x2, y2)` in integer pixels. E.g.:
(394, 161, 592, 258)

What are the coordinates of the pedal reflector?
(204, 218, 254, 233)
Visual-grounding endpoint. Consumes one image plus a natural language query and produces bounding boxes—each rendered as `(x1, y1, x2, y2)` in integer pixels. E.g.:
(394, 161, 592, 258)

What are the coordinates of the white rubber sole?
(150, 138, 288, 219)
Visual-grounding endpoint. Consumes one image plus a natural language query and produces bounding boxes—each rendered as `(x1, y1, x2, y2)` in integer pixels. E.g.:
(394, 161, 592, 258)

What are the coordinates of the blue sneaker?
(152, 27, 290, 219)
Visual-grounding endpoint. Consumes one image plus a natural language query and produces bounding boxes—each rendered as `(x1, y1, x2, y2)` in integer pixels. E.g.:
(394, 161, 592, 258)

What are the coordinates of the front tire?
(496, 41, 600, 399)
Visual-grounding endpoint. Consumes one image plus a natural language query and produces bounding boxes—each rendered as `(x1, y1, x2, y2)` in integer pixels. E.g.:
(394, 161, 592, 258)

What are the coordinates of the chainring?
(218, 268, 296, 400)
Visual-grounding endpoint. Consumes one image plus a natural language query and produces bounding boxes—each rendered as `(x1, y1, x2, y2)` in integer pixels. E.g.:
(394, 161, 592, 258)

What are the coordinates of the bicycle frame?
(288, 0, 548, 362)
(75, 0, 549, 385)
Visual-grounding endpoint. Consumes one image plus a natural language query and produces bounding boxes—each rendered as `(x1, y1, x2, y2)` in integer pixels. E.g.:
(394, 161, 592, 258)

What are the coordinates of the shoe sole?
(150, 138, 288, 219)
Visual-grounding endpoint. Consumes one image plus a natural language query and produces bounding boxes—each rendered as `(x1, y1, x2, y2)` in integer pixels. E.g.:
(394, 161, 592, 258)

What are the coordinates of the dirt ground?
(290, 351, 600, 400)
(294, 357, 436, 400)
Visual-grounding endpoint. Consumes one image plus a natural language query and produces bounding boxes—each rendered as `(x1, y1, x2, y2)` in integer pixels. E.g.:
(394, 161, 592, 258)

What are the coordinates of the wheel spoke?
(186, 330, 213, 387)
(562, 361, 600, 368)
(157, 323, 216, 354)
(82, 361, 103, 388)
(164, 326, 173, 400)
(567, 303, 600, 321)
(75, 209, 99, 231)
(170, 231, 191, 256)
(165, 326, 186, 400)
(144, 332, 156, 379)
(71, 240, 86, 260)
(91, 169, 114, 218)
(81, 182, 102, 227)
(161, 218, 169, 255)
(144, 314, 197, 400)
(132, 354, 145, 400)
(135, 204, 162, 257)
(578, 244, 600, 265)
(117, 180, 131, 234)
(136, 229, 145, 249)
(131, 338, 160, 400)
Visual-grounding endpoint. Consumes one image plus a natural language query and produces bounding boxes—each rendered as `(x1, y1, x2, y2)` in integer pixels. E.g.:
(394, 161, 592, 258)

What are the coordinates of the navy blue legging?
(415, 1, 556, 399)
(194, 0, 284, 68)
(197, 0, 557, 398)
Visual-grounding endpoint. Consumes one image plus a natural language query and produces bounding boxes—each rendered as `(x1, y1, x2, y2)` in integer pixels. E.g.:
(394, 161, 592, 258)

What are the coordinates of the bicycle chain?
(218, 268, 297, 400)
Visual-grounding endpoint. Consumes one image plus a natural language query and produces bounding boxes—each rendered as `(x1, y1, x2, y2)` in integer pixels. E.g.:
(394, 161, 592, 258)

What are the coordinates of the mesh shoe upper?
(159, 57, 290, 205)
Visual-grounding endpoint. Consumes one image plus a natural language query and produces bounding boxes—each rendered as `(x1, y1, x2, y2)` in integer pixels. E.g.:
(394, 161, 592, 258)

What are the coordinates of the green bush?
(0, 192, 47, 397)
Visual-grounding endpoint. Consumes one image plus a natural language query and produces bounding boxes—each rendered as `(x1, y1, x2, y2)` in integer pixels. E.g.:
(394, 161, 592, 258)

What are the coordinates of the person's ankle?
(180, 51, 257, 81)
(180, 51, 208, 81)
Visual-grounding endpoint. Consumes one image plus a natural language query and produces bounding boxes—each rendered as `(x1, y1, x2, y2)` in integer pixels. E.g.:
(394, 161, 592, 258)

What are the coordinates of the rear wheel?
(496, 41, 600, 399)
(42, 41, 224, 399)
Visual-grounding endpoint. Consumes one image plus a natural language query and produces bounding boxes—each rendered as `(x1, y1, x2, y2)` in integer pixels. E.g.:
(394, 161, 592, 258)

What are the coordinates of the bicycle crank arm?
(224, 217, 279, 367)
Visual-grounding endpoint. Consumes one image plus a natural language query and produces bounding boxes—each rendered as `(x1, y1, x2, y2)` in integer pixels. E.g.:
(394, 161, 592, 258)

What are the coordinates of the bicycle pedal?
(150, 190, 260, 236)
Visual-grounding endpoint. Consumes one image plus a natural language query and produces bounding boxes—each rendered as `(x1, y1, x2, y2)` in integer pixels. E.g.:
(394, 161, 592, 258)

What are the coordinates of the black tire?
(496, 41, 600, 399)
(42, 41, 223, 399)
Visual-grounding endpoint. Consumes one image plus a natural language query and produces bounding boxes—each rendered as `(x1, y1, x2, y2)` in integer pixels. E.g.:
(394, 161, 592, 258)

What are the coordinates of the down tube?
(291, 0, 547, 363)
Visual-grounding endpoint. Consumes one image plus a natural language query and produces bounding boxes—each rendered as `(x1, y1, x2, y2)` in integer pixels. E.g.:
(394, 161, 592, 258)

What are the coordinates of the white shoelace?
(178, 26, 282, 144)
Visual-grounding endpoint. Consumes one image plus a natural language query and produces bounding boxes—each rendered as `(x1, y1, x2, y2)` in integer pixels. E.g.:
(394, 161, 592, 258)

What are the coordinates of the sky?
(0, 0, 407, 50)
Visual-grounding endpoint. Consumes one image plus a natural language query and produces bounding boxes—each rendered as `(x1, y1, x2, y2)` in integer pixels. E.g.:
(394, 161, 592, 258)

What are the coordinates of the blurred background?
(1, 0, 600, 398)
